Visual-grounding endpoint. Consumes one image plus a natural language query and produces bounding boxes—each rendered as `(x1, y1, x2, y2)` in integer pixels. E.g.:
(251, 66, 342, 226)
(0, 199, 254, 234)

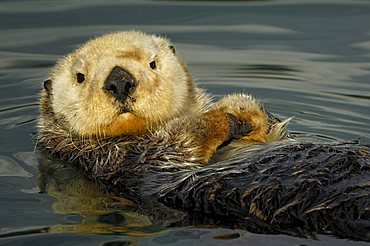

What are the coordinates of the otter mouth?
(119, 101, 134, 114)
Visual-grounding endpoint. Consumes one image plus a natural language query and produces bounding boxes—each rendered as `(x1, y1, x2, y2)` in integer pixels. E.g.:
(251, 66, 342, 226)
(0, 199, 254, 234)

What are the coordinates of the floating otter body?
(36, 31, 370, 241)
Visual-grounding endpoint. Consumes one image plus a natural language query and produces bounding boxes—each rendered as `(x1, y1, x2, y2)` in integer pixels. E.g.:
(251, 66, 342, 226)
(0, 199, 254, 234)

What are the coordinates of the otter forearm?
(142, 110, 252, 164)
(36, 109, 246, 179)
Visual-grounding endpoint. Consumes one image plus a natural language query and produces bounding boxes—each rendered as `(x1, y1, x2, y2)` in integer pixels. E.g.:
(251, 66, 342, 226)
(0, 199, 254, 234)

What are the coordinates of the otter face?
(45, 31, 195, 137)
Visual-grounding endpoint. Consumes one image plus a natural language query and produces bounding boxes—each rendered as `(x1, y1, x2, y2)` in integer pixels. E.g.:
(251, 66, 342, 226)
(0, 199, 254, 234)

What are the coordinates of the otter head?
(42, 31, 197, 137)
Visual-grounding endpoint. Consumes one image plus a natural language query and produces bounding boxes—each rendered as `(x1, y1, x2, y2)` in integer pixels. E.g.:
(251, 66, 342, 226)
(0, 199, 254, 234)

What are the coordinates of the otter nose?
(104, 66, 136, 101)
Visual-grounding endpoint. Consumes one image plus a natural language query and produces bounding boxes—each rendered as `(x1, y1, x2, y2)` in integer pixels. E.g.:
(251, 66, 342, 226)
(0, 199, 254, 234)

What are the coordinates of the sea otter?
(36, 31, 370, 241)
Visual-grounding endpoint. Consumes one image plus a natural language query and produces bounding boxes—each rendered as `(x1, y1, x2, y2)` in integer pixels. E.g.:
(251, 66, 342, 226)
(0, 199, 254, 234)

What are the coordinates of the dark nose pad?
(104, 66, 136, 101)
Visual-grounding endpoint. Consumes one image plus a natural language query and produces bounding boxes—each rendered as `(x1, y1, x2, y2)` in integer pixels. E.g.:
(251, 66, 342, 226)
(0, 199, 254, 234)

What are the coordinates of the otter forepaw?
(214, 94, 291, 144)
(213, 94, 271, 143)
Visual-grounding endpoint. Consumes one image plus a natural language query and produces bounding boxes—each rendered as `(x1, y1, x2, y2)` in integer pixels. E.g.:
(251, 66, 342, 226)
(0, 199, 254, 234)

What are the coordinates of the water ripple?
(0, 155, 32, 177)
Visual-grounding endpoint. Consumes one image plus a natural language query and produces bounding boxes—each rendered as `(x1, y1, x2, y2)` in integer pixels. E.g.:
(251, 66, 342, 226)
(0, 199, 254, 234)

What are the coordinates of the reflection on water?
(0, 0, 369, 245)
(36, 155, 158, 237)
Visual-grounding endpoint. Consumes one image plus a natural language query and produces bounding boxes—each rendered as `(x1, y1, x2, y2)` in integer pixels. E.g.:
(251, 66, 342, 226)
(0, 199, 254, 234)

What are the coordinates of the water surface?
(0, 0, 369, 245)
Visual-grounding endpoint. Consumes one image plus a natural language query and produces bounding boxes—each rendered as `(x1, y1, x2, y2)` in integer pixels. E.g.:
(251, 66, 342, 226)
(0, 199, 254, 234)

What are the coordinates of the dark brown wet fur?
(37, 122, 370, 241)
(157, 141, 370, 241)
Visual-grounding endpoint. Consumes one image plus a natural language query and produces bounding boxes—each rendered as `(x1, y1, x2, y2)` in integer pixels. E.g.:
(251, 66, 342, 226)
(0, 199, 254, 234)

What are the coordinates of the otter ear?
(43, 79, 52, 93)
(169, 45, 176, 54)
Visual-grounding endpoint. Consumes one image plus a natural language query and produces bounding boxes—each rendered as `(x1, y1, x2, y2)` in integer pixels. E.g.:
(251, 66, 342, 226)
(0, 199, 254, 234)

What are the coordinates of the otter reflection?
(37, 155, 163, 236)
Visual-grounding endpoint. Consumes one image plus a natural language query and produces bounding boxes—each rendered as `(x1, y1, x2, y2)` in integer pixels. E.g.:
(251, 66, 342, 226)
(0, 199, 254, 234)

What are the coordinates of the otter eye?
(169, 45, 176, 54)
(149, 61, 156, 69)
(76, 73, 85, 83)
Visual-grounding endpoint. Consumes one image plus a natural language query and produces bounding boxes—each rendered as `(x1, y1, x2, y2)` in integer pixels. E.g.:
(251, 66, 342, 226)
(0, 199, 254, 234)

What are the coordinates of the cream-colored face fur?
(49, 31, 193, 137)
